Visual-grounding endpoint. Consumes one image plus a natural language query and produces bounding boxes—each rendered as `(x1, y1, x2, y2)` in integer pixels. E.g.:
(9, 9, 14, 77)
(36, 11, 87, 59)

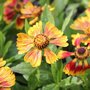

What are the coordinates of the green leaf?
(0, 4, 3, 21)
(3, 41, 12, 57)
(41, 5, 55, 27)
(12, 83, 28, 90)
(59, 76, 83, 88)
(51, 61, 63, 83)
(53, 0, 69, 16)
(42, 83, 59, 90)
(3, 20, 15, 34)
(0, 31, 5, 55)
(25, 19, 30, 33)
(39, 0, 50, 6)
(62, 9, 74, 32)
(28, 71, 39, 90)
(12, 62, 37, 80)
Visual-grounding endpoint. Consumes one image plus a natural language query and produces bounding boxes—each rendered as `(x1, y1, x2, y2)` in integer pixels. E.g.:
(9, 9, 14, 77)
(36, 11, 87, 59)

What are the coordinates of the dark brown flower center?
(77, 47, 86, 54)
(34, 34, 49, 49)
(75, 47, 89, 60)
(15, 2, 23, 12)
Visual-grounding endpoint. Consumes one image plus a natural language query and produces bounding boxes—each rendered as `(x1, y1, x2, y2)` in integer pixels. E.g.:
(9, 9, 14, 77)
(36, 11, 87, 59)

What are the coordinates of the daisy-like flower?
(3, 0, 29, 29)
(0, 58, 15, 90)
(70, 9, 90, 45)
(58, 33, 90, 76)
(16, 21, 68, 67)
(20, 1, 42, 25)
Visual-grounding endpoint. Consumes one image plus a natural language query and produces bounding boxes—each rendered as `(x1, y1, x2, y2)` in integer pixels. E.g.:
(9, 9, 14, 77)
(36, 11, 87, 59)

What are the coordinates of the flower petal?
(74, 61, 83, 75)
(0, 67, 15, 88)
(24, 48, 42, 67)
(50, 35, 68, 47)
(85, 8, 90, 17)
(63, 59, 77, 76)
(0, 58, 6, 68)
(23, 0, 29, 4)
(28, 21, 42, 37)
(17, 33, 34, 54)
(57, 50, 74, 59)
(0, 87, 11, 90)
(44, 22, 63, 39)
(83, 60, 90, 70)
(71, 33, 86, 46)
(44, 48, 58, 64)
(16, 17, 24, 30)
(70, 16, 90, 31)
(4, 0, 17, 7)
(3, 7, 15, 24)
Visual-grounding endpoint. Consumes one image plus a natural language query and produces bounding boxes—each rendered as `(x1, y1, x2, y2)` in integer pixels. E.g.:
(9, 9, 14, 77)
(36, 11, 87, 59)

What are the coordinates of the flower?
(70, 16, 90, 44)
(0, 58, 6, 67)
(58, 33, 90, 76)
(17, 21, 68, 67)
(3, 0, 28, 29)
(3, 0, 29, 29)
(0, 67, 15, 90)
(0, 58, 15, 90)
(20, 1, 42, 25)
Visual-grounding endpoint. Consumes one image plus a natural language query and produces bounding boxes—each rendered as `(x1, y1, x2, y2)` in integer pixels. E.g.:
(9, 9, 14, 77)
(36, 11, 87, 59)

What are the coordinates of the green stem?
(58, 60, 63, 82)
(51, 60, 63, 83)
(51, 63, 57, 83)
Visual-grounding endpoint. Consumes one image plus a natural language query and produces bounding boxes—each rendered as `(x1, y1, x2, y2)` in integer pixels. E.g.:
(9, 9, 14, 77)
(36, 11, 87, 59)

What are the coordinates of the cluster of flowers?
(3, 2, 90, 89)
(16, 2, 90, 76)
(4, 0, 42, 29)
(0, 58, 15, 90)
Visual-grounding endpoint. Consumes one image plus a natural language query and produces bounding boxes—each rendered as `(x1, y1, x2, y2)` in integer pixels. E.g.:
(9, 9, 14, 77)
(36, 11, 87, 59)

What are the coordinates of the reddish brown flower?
(58, 33, 90, 76)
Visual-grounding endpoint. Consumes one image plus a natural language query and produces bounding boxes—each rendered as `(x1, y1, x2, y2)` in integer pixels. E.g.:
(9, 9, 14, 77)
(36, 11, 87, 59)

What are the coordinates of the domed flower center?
(34, 34, 49, 49)
(75, 47, 89, 60)
(15, 2, 23, 12)
(77, 47, 86, 54)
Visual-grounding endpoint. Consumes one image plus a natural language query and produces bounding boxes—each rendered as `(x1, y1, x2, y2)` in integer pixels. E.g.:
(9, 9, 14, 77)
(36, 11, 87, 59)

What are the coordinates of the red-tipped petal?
(16, 17, 24, 30)
(57, 50, 74, 59)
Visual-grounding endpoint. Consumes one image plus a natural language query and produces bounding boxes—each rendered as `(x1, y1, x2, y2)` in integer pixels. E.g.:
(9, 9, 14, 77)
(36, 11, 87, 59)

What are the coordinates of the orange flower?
(17, 21, 68, 67)
(0, 58, 15, 90)
(70, 16, 90, 45)
(58, 33, 90, 76)
(3, 0, 29, 29)
(20, 1, 42, 25)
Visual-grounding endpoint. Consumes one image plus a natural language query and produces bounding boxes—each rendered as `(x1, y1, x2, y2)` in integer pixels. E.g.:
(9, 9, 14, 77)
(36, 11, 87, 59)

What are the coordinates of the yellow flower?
(70, 16, 90, 45)
(0, 58, 15, 90)
(58, 33, 90, 76)
(17, 21, 68, 67)
(0, 67, 15, 90)
(0, 58, 6, 68)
